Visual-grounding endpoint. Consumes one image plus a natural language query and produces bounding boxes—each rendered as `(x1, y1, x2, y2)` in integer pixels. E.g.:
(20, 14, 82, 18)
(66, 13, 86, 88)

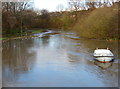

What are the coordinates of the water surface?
(2, 30, 119, 87)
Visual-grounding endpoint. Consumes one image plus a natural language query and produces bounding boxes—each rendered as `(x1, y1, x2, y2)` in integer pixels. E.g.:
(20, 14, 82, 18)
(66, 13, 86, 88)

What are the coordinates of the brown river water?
(2, 30, 119, 87)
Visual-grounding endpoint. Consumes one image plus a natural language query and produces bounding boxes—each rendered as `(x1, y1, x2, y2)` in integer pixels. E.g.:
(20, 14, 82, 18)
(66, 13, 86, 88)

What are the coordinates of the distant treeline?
(2, 1, 119, 39)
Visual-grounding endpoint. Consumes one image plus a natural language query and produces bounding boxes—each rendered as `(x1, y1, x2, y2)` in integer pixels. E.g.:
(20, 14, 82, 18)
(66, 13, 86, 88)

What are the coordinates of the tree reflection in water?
(2, 39, 36, 82)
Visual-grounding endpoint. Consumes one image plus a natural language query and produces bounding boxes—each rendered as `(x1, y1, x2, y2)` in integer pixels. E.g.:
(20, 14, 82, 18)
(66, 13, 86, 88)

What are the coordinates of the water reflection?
(94, 60, 113, 69)
(2, 31, 118, 87)
(2, 39, 36, 82)
(77, 38, 118, 59)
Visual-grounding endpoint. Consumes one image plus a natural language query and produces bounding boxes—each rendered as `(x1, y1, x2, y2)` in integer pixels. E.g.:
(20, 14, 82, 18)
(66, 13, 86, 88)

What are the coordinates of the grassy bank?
(1, 29, 44, 41)
(72, 5, 118, 40)
(31, 29, 43, 34)
(0, 37, 7, 40)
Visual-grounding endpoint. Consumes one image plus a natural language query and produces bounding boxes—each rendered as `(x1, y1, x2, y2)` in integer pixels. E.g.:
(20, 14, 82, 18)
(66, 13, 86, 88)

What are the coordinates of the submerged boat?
(93, 48, 114, 63)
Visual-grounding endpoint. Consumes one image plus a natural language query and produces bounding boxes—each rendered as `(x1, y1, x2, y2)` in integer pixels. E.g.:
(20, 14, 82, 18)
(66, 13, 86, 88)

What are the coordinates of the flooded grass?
(32, 29, 43, 34)
(0, 38, 7, 40)
(2, 29, 45, 42)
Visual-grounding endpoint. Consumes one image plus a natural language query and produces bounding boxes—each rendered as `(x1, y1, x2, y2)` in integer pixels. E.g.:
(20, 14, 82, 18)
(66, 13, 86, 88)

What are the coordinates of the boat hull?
(94, 56, 114, 63)
(94, 60, 113, 68)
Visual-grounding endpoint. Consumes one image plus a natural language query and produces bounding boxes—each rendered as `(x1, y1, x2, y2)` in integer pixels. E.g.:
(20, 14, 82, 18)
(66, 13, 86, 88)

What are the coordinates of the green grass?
(2, 29, 44, 41)
(0, 38, 7, 40)
(32, 30, 42, 34)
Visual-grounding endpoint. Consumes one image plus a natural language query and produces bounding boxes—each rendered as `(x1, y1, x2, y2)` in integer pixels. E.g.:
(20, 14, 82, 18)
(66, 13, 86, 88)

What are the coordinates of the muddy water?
(2, 31, 119, 87)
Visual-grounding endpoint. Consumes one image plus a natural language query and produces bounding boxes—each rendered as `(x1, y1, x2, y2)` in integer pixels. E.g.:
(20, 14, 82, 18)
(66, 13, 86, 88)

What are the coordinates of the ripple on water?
(2, 31, 118, 87)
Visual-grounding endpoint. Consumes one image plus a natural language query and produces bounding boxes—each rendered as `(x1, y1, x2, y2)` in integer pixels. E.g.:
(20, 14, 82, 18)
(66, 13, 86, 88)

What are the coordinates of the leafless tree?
(56, 4, 64, 12)
(2, 2, 33, 14)
(68, 0, 84, 21)
(2, 1, 34, 34)
(68, 0, 82, 11)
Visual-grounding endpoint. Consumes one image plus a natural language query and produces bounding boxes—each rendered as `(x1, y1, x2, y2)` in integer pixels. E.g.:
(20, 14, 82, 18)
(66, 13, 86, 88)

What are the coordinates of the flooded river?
(2, 30, 119, 87)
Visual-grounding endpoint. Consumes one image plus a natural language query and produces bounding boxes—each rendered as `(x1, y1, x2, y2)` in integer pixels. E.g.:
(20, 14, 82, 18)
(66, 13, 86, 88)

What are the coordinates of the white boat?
(93, 48, 114, 62)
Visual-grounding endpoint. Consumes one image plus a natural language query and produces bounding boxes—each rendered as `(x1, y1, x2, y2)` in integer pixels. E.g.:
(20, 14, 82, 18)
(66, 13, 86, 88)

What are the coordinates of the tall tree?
(2, 2, 34, 34)
(68, 0, 81, 11)
(68, 0, 83, 21)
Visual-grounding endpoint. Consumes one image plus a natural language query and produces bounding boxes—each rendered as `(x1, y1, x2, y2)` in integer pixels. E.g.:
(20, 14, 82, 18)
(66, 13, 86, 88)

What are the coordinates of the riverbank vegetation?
(2, 1, 119, 40)
(73, 5, 118, 39)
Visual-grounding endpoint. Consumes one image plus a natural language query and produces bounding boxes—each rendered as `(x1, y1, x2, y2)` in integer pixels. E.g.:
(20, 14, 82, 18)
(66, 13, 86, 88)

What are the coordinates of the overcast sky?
(34, 0, 69, 12)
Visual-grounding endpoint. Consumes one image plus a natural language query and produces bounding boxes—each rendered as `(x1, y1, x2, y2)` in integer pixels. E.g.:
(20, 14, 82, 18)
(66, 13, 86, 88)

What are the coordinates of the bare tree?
(103, 0, 115, 7)
(68, 0, 82, 11)
(68, 0, 84, 21)
(85, 1, 97, 10)
(2, 2, 33, 14)
(56, 4, 64, 12)
(2, 1, 34, 34)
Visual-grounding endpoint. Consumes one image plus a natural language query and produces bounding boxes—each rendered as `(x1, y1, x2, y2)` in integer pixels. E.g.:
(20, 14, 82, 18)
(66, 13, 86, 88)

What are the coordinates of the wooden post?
(20, 15, 22, 36)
